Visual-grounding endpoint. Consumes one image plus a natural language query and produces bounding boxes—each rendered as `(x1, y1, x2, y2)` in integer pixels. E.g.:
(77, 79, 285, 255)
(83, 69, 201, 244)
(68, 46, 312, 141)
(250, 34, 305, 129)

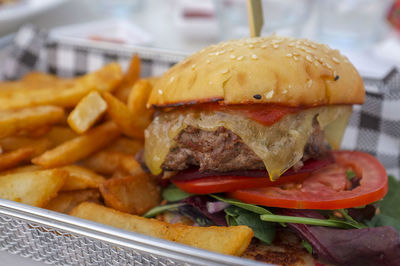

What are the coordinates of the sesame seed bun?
(148, 36, 365, 108)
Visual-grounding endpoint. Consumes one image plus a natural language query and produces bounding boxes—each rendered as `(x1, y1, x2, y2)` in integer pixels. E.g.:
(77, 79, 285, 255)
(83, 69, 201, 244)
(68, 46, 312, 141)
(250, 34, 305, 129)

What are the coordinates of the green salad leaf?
(143, 203, 184, 218)
(162, 184, 194, 202)
(211, 194, 272, 215)
(225, 206, 275, 244)
(378, 176, 400, 220)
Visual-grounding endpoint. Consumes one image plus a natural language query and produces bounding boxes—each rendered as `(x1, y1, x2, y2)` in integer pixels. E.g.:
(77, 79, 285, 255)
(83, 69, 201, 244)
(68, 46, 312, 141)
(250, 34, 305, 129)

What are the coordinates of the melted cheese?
(144, 106, 352, 180)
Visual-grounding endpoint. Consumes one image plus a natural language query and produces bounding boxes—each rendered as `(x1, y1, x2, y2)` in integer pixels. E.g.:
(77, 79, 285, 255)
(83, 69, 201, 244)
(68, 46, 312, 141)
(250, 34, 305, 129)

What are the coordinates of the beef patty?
(162, 120, 328, 172)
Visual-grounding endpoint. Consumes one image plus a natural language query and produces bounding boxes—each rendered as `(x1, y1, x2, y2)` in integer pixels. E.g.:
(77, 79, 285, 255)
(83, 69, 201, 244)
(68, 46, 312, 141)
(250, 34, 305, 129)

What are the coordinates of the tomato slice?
(228, 151, 388, 209)
(172, 158, 333, 194)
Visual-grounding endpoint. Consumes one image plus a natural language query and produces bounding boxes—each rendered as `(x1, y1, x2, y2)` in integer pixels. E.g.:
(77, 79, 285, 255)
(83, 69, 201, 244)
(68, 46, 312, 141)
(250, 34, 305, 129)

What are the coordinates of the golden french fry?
(22, 72, 59, 83)
(145, 76, 161, 87)
(82, 150, 144, 176)
(0, 81, 23, 91)
(0, 169, 68, 207)
(0, 136, 53, 157)
(114, 54, 141, 102)
(60, 165, 106, 191)
(68, 91, 108, 134)
(45, 189, 101, 214)
(0, 63, 122, 110)
(0, 148, 35, 172)
(32, 121, 120, 168)
(105, 137, 143, 155)
(71, 202, 253, 256)
(127, 79, 154, 129)
(100, 174, 160, 215)
(0, 165, 42, 175)
(102, 92, 144, 139)
(0, 106, 65, 138)
(44, 126, 78, 146)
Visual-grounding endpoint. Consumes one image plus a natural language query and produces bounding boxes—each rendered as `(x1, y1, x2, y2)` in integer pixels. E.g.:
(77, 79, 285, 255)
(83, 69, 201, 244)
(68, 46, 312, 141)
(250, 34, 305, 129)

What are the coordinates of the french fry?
(102, 92, 144, 139)
(32, 121, 120, 168)
(82, 150, 144, 176)
(0, 169, 68, 207)
(100, 174, 160, 215)
(71, 202, 253, 256)
(0, 63, 122, 110)
(60, 165, 106, 191)
(127, 79, 154, 129)
(114, 54, 141, 102)
(44, 126, 78, 146)
(0, 165, 42, 175)
(105, 137, 143, 155)
(67, 91, 108, 134)
(0, 148, 35, 172)
(0, 136, 53, 157)
(45, 189, 101, 214)
(0, 106, 65, 138)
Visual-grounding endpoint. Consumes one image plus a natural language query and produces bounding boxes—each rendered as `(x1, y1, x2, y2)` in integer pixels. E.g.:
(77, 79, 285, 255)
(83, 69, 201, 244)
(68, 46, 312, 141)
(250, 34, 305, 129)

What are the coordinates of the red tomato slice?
(228, 151, 388, 209)
(172, 158, 333, 194)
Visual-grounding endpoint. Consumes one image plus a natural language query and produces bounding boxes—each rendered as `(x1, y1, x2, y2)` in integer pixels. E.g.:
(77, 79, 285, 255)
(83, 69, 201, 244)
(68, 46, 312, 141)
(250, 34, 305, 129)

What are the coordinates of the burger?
(142, 36, 398, 265)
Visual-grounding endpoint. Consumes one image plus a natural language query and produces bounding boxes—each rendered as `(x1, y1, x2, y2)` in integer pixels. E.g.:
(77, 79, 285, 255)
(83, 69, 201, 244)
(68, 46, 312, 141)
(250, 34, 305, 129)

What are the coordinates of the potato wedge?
(44, 126, 78, 146)
(127, 79, 154, 128)
(0, 148, 35, 172)
(0, 106, 65, 138)
(102, 92, 144, 139)
(68, 91, 108, 134)
(32, 121, 120, 167)
(100, 174, 160, 215)
(82, 150, 144, 176)
(114, 54, 141, 102)
(105, 137, 143, 155)
(0, 63, 122, 110)
(60, 165, 106, 191)
(45, 189, 101, 214)
(71, 202, 253, 256)
(0, 169, 68, 207)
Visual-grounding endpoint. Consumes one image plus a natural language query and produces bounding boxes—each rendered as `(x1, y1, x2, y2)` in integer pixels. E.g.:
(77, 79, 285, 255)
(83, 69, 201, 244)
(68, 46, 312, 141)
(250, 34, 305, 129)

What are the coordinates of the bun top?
(148, 36, 365, 108)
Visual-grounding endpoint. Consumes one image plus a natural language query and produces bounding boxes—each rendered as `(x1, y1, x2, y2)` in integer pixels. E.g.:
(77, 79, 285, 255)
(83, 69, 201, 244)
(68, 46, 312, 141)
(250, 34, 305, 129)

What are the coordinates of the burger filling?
(144, 105, 352, 180)
(162, 122, 327, 172)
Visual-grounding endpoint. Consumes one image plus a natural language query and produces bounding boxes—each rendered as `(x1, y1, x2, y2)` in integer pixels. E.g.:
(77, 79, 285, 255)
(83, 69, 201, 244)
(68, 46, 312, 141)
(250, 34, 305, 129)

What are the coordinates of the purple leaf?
(279, 209, 400, 266)
(182, 196, 227, 226)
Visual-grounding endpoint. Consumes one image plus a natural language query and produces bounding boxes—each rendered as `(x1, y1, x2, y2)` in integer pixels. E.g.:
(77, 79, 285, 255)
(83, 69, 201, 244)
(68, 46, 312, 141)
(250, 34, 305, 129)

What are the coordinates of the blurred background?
(0, 0, 400, 79)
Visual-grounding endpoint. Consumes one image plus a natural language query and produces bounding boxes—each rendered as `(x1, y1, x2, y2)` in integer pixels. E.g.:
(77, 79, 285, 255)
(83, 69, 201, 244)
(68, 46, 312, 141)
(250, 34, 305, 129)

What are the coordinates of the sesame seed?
(221, 69, 228, 74)
(264, 90, 274, 99)
(273, 44, 279, 49)
(286, 53, 293, 57)
(230, 55, 236, 59)
(288, 43, 295, 47)
(191, 64, 196, 69)
(253, 94, 262, 100)
(237, 56, 244, 61)
(206, 59, 211, 64)
(251, 54, 258, 60)
(306, 55, 313, 62)
(332, 57, 340, 63)
(314, 61, 319, 66)
(293, 52, 300, 56)
(282, 89, 288, 94)
(169, 76, 175, 83)
(249, 44, 254, 49)
(307, 79, 313, 88)
(158, 89, 163, 95)
(261, 44, 267, 48)
(310, 44, 317, 49)
(293, 56, 299, 61)
(325, 63, 332, 70)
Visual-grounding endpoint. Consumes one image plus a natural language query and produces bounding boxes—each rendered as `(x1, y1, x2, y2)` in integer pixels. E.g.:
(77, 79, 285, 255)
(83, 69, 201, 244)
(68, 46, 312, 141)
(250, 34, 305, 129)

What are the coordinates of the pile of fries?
(0, 56, 253, 256)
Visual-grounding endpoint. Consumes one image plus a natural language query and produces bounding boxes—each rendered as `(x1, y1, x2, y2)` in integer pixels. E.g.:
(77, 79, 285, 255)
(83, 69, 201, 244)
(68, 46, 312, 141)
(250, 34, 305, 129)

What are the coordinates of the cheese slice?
(144, 105, 352, 180)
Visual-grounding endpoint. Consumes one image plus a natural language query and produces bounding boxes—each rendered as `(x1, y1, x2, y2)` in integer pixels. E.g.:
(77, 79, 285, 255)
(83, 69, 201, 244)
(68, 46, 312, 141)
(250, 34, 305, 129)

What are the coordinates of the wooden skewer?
(246, 0, 264, 37)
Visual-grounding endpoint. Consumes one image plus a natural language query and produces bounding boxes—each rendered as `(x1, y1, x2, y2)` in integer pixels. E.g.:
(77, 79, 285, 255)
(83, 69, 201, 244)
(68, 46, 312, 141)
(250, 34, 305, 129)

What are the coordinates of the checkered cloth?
(2, 25, 400, 178)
